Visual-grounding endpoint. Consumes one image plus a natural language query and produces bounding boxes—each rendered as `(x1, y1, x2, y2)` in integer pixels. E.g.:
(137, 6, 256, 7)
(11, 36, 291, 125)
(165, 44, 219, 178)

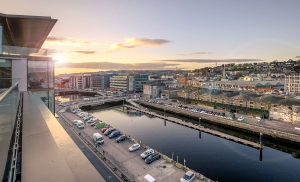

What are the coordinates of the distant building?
(110, 75, 135, 93)
(134, 74, 149, 93)
(143, 83, 164, 98)
(285, 75, 300, 93)
(176, 77, 187, 84)
(69, 74, 90, 89)
(90, 73, 113, 90)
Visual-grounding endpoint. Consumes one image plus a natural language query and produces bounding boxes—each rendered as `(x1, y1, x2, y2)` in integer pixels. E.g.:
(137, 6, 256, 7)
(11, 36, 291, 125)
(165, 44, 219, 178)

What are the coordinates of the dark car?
(116, 135, 127, 143)
(145, 153, 161, 164)
(104, 128, 116, 136)
(220, 112, 226, 117)
(109, 130, 120, 139)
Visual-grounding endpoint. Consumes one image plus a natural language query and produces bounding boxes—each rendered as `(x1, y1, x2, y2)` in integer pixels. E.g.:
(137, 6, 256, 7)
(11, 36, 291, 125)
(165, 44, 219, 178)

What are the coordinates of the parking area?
(61, 111, 206, 182)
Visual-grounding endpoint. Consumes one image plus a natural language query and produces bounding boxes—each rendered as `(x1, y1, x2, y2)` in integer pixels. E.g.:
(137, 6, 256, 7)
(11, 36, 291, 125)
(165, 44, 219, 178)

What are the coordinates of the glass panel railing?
(1, 45, 48, 57)
(0, 79, 20, 181)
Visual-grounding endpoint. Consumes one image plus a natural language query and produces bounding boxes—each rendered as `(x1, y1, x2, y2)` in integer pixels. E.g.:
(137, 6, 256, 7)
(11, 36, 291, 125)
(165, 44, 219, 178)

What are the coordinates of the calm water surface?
(91, 107, 300, 182)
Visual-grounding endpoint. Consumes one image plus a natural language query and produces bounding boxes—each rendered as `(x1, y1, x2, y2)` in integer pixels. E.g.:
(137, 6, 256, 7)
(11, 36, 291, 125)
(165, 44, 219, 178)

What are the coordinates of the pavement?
(61, 110, 207, 182)
(139, 98, 300, 136)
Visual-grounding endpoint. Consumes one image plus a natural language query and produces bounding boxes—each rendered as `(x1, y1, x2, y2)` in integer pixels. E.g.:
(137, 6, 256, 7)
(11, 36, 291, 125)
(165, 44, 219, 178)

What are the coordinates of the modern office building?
(90, 73, 113, 90)
(0, 13, 56, 113)
(110, 75, 135, 93)
(0, 13, 104, 182)
(134, 74, 149, 92)
(69, 74, 91, 89)
(285, 75, 300, 94)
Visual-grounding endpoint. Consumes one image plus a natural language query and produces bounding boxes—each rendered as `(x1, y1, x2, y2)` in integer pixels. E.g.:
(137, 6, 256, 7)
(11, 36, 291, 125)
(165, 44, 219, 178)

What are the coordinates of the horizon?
(1, 0, 300, 73)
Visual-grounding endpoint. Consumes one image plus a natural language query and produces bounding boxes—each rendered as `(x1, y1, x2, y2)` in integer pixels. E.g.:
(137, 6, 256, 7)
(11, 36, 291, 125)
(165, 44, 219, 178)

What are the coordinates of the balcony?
(0, 45, 48, 57)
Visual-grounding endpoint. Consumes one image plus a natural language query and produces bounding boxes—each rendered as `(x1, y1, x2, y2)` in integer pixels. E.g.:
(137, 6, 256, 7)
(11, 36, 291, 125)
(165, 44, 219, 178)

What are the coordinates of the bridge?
(72, 96, 129, 108)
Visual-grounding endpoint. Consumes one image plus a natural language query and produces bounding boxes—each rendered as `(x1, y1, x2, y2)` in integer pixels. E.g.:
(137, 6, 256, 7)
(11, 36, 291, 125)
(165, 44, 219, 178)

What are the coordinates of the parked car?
(104, 128, 116, 136)
(94, 122, 105, 129)
(101, 128, 108, 133)
(116, 135, 127, 143)
(76, 121, 84, 129)
(109, 130, 120, 139)
(141, 149, 154, 159)
(180, 170, 196, 182)
(129, 144, 140, 152)
(145, 153, 160, 164)
(237, 116, 245, 121)
(73, 119, 81, 125)
(88, 118, 98, 123)
(90, 121, 99, 127)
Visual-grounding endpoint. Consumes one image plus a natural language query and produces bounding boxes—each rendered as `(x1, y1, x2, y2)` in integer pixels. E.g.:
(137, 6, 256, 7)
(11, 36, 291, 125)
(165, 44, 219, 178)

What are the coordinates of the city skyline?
(1, 0, 300, 73)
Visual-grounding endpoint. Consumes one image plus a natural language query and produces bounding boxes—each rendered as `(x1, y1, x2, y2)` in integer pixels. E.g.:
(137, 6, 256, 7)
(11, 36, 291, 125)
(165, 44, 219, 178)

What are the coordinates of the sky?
(1, 0, 300, 73)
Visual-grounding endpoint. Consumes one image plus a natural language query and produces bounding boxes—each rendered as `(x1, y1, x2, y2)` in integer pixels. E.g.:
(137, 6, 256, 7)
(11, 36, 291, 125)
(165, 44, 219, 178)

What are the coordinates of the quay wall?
(136, 100, 300, 145)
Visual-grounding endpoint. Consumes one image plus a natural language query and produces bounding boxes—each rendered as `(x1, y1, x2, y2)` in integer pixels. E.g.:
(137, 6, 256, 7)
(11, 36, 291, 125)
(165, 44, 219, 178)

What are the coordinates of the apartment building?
(285, 75, 300, 93)
(0, 13, 56, 113)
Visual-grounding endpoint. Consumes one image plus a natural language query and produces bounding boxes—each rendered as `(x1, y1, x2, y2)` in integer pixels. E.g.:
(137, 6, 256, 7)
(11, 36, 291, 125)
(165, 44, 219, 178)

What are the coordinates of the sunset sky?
(1, 0, 300, 74)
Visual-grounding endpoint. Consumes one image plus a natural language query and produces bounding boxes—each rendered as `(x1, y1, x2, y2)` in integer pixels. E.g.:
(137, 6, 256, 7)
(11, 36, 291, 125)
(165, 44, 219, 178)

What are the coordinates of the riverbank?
(136, 100, 300, 145)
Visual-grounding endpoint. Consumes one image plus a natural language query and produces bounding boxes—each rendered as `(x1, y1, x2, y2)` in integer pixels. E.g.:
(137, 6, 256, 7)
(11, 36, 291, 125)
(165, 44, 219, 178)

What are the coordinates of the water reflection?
(90, 106, 300, 181)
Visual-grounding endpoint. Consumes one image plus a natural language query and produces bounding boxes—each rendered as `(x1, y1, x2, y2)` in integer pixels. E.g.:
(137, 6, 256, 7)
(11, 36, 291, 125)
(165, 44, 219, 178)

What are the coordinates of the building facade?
(110, 75, 135, 93)
(0, 13, 57, 113)
(143, 83, 164, 98)
(285, 75, 300, 93)
(134, 74, 149, 92)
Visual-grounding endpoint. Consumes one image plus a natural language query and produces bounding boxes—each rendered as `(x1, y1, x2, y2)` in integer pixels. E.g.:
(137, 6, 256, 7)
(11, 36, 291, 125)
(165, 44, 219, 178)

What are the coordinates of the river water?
(90, 107, 300, 182)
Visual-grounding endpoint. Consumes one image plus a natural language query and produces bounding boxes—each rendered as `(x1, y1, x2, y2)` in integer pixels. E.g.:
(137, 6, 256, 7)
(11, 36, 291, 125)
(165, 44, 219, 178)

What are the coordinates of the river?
(90, 106, 300, 182)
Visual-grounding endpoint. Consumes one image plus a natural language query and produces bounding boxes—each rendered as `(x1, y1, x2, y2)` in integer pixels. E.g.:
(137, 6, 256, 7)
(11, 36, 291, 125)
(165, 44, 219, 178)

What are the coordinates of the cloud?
(47, 49, 96, 55)
(55, 61, 179, 70)
(45, 36, 101, 46)
(156, 59, 264, 63)
(295, 56, 300, 58)
(106, 38, 171, 52)
(189, 52, 210, 55)
(178, 51, 210, 56)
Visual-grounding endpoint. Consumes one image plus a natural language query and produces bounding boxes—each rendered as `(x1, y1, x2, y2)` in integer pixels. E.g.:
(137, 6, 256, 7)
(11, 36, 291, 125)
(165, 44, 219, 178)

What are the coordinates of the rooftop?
(0, 13, 57, 49)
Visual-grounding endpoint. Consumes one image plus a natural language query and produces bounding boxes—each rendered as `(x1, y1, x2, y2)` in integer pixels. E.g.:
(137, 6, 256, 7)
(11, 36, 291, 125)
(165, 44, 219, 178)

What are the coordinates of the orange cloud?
(105, 38, 171, 52)
(45, 36, 101, 46)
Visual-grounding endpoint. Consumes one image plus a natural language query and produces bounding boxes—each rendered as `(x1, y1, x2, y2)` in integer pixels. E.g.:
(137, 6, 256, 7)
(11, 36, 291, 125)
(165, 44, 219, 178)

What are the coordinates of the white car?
(140, 149, 154, 159)
(181, 170, 195, 182)
(73, 119, 81, 125)
(237, 116, 245, 121)
(129, 144, 140, 152)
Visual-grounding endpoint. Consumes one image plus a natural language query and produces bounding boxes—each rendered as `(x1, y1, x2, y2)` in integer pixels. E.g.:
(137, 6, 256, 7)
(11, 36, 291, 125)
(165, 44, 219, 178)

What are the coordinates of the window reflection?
(0, 59, 12, 88)
(28, 61, 52, 89)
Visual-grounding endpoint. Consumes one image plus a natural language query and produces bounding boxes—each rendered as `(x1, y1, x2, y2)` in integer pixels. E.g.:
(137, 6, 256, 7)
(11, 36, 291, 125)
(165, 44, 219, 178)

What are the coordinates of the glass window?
(28, 61, 49, 89)
(0, 59, 12, 88)
(48, 61, 54, 88)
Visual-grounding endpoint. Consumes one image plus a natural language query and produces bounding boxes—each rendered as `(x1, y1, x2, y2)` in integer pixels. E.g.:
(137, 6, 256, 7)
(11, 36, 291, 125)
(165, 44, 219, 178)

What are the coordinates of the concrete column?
(0, 25, 2, 53)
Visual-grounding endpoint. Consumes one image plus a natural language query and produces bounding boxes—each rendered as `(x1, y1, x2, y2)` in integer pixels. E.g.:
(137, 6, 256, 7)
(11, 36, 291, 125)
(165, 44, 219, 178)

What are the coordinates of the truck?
(93, 133, 104, 144)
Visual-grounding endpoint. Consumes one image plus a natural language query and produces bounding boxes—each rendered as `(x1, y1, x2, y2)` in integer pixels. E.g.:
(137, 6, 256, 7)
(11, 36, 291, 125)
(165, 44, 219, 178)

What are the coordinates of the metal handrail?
(0, 79, 20, 102)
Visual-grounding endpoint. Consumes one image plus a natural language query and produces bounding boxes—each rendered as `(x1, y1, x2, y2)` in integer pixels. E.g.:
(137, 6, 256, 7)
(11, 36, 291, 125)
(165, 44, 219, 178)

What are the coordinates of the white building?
(285, 75, 300, 93)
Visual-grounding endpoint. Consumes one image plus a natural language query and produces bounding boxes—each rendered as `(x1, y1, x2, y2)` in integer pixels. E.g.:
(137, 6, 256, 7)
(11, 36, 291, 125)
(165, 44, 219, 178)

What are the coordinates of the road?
(56, 105, 121, 182)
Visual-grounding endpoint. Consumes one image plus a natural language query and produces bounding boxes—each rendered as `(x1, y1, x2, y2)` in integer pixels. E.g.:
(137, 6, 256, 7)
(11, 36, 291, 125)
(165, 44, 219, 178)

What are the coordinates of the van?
(144, 174, 156, 182)
(76, 121, 84, 129)
(93, 133, 104, 144)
